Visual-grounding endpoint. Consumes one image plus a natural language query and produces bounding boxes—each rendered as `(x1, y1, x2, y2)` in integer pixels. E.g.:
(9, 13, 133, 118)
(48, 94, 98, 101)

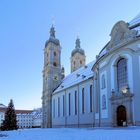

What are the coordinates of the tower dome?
(71, 38, 85, 57)
(45, 25, 60, 47)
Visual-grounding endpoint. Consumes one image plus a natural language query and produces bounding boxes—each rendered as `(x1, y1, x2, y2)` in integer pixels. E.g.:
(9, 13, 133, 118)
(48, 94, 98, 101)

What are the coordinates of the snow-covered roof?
(0, 103, 6, 108)
(129, 13, 140, 36)
(53, 61, 95, 94)
(15, 110, 33, 114)
(32, 108, 42, 117)
(129, 13, 140, 27)
(133, 26, 140, 35)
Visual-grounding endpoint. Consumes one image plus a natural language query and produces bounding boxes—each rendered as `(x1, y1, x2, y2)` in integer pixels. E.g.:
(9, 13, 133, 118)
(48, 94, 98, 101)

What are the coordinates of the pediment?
(107, 21, 137, 50)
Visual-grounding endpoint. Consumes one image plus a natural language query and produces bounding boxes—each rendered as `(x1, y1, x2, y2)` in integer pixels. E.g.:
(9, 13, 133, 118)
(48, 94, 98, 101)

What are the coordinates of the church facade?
(42, 13, 140, 128)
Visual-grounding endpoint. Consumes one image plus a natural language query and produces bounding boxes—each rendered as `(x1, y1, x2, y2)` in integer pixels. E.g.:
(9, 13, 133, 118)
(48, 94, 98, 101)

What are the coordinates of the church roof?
(53, 61, 95, 94)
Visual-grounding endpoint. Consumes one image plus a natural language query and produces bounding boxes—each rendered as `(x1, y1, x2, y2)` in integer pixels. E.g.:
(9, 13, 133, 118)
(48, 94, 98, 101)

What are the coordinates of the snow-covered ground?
(0, 127, 140, 140)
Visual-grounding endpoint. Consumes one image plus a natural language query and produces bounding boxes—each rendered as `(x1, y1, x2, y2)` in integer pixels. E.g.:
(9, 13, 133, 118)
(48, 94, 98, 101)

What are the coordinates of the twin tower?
(42, 26, 86, 128)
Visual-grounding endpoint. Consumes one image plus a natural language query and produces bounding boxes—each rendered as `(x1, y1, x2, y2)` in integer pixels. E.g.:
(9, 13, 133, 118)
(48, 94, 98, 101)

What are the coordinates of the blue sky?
(0, 0, 139, 109)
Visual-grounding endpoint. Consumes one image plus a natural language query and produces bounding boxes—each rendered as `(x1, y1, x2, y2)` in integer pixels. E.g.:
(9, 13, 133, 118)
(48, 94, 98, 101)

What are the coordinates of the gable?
(107, 21, 137, 50)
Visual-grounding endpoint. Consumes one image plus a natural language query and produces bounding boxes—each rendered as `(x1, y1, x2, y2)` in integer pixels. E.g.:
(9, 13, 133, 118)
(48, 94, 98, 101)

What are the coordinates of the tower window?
(53, 62, 57, 67)
(54, 51, 57, 56)
(80, 60, 82, 64)
(74, 61, 75, 66)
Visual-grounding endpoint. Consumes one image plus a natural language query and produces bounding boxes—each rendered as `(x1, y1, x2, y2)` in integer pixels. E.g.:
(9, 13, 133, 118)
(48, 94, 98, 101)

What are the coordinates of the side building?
(0, 104, 6, 128)
(16, 110, 33, 128)
(0, 105, 42, 128)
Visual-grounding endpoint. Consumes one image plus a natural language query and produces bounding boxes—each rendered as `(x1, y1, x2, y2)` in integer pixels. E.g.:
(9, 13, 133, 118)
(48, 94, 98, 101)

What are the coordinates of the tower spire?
(50, 25, 55, 38)
(75, 37, 80, 48)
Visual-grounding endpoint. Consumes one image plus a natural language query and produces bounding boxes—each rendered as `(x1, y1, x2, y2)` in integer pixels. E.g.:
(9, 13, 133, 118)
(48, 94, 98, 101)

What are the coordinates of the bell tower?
(42, 25, 61, 128)
(71, 37, 86, 72)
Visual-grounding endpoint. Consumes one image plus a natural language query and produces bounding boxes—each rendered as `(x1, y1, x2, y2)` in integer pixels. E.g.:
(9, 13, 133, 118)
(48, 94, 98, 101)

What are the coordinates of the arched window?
(117, 58, 127, 92)
(90, 85, 93, 112)
(58, 97, 60, 117)
(53, 62, 57, 67)
(80, 60, 82, 64)
(63, 95, 65, 116)
(74, 61, 75, 66)
(54, 51, 57, 56)
(101, 74, 106, 89)
(69, 93, 71, 116)
(82, 88, 84, 114)
(102, 95, 106, 110)
(75, 91, 77, 115)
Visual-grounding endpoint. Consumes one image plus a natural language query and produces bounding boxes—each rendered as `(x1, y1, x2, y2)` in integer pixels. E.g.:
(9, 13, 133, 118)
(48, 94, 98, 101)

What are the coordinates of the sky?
(0, 0, 140, 110)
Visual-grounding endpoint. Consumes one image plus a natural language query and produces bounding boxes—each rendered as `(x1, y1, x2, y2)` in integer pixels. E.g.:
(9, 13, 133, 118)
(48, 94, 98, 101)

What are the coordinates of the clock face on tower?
(53, 75, 58, 81)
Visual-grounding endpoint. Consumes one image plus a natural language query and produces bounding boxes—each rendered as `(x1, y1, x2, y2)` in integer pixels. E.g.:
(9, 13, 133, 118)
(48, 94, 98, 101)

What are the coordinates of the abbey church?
(42, 13, 140, 128)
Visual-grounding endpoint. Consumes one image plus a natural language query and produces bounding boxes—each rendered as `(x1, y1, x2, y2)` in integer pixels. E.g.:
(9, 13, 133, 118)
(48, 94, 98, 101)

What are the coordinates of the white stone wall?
(100, 71, 108, 119)
(52, 79, 94, 127)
